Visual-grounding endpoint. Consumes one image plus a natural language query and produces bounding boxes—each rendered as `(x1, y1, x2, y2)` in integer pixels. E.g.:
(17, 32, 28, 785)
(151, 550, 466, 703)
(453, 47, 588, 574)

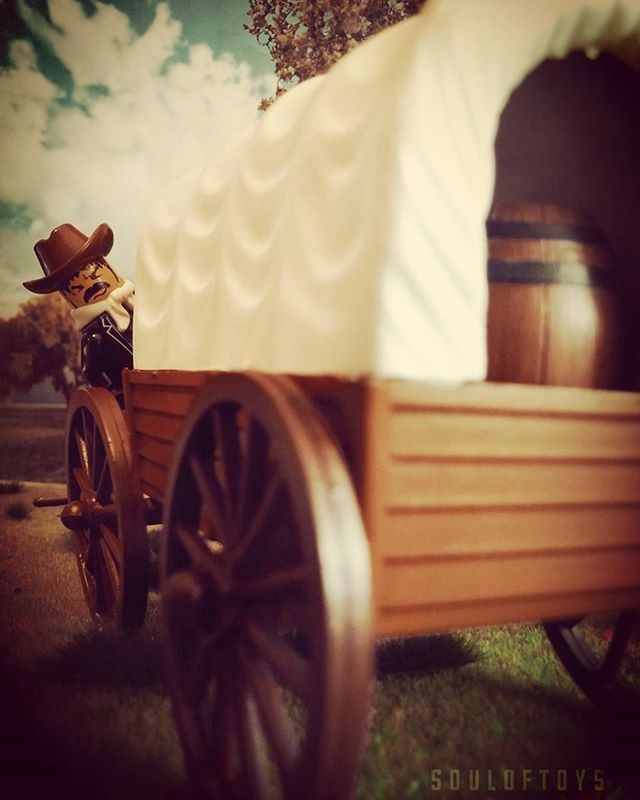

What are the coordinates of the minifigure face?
(61, 259, 124, 308)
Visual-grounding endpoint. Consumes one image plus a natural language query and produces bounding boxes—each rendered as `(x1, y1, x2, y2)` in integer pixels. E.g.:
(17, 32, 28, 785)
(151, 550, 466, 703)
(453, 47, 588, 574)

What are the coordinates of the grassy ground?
(0, 483, 189, 800)
(1, 484, 638, 800)
(0, 407, 638, 799)
(0, 403, 66, 482)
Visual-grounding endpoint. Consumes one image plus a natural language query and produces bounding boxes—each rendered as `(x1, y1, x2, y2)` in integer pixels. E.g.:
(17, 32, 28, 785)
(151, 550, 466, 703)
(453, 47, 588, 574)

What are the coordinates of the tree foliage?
(246, 0, 425, 108)
(0, 294, 82, 402)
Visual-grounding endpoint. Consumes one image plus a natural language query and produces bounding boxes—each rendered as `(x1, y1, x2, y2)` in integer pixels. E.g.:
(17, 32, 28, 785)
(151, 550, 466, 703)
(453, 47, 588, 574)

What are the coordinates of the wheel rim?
(65, 387, 148, 628)
(161, 373, 372, 800)
(544, 612, 640, 709)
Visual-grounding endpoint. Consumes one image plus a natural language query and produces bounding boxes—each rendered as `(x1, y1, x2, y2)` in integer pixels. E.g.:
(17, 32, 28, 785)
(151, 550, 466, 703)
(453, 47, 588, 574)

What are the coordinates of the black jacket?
(81, 312, 133, 392)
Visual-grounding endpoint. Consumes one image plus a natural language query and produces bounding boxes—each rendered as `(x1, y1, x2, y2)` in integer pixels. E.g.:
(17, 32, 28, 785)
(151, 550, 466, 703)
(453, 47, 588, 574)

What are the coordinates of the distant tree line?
(0, 294, 82, 402)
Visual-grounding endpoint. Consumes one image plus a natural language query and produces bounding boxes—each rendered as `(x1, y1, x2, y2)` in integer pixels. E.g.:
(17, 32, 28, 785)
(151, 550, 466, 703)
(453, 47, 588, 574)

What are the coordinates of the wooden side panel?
(368, 380, 640, 637)
(124, 370, 209, 501)
(124, 370, 366, 504)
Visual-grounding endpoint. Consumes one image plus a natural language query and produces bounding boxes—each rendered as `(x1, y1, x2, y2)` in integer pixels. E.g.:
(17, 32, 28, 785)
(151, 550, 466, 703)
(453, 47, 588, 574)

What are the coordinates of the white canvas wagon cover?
(134, 0, 640, 381)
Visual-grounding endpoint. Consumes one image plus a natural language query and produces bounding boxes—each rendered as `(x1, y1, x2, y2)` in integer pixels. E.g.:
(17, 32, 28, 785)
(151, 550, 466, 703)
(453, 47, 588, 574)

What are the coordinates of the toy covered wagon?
(36, 0, 640, 797)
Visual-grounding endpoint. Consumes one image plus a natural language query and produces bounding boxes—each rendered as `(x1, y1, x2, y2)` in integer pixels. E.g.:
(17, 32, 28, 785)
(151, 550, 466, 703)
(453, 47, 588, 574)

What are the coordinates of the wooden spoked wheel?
(64, 387, 148, 628)
(544, 612, 640, 710)
(161, 373, 372, 800)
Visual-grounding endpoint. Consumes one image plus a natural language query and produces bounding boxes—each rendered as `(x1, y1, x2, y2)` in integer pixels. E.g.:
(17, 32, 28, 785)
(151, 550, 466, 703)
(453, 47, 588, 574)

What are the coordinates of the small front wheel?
(65, 386, 148, 628)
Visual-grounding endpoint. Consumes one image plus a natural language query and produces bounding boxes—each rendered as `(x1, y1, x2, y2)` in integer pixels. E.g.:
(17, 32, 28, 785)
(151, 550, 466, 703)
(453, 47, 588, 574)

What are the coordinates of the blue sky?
(0, 0, 276, 317)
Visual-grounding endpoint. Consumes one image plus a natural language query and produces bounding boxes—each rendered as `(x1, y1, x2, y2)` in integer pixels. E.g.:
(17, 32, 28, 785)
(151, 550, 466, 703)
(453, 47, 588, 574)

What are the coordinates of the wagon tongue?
(33, 494, 68, 508)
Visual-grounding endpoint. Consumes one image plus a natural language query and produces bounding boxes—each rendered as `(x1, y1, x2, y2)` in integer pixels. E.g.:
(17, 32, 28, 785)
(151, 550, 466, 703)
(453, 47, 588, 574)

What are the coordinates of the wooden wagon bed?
(124, 370, 640, 639)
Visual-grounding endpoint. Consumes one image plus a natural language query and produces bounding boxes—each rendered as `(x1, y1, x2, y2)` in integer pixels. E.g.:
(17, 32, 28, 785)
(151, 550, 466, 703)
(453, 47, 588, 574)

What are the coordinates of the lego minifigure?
(23, 223, 134, 394)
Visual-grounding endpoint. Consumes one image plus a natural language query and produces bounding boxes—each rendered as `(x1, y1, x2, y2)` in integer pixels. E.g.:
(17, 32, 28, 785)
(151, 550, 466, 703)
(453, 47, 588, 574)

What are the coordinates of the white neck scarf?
(70, 279, 135, 333)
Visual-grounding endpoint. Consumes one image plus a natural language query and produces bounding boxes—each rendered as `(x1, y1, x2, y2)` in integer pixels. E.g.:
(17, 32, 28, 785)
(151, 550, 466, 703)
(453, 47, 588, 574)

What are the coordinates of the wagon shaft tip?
(33, 495, 68, 508)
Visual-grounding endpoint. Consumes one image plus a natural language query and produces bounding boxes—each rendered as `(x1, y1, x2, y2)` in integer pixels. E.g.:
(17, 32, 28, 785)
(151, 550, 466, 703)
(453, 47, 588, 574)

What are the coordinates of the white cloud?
(0, 40, 59, 209)
(19, 0, 180, 93)
(0, 0, 275, 315)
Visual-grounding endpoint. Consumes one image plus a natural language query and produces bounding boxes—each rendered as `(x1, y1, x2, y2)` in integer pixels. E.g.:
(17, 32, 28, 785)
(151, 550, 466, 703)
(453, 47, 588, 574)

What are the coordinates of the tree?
(246, 0, 425, 108)
(0, 294, 82, 402)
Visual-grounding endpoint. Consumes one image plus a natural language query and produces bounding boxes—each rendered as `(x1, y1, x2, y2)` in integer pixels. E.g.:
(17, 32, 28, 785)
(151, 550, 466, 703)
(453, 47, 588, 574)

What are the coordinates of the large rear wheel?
(544, 612, 640, 710)
(161, 373, 372, 800)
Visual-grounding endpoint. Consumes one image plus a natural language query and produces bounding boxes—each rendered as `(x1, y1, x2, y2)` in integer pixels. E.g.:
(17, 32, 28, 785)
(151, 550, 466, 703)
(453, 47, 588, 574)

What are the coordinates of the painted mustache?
(84, 281, 110, 304)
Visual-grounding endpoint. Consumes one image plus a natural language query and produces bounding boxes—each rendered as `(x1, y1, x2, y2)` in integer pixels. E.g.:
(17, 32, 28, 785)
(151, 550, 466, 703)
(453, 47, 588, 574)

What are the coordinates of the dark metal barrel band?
(488, 260, 614, 288)
(486, 220, 608, 248)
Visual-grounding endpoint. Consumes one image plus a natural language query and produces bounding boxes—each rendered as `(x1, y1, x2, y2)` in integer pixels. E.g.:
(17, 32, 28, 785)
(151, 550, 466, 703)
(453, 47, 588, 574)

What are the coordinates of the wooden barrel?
(486, 203, 623, 388)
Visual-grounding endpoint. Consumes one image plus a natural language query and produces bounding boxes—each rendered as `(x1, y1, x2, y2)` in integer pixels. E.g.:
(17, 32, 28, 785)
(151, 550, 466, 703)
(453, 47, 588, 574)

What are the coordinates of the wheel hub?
(61, 499, 90, 531)
(164, 569, 237, 637)
(61, 496, 110, 532)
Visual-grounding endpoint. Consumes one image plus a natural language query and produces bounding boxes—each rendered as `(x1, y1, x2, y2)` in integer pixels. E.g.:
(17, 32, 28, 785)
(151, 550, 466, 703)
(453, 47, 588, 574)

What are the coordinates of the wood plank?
(133, 410, 184, 442)
(380, 505, 640, 559)
(390, 409, 640, 460)
(126, 369, 209, 388)
(378, 548, 640, 609)
(131, 387, 198, 417)
(387, 379, 640, 419)
(139, 457, 168, 498)
(374, 588, 640, 638)
(388, 461, 640, 508)
(137, 435, 174, 471)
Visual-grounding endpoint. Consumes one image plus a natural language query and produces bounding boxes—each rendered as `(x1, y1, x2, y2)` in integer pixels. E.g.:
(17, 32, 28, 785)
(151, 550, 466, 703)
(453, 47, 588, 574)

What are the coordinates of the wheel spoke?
(210, 658, 242, 787)
(100, 523, 122, 566)
(188, 453, 229, 543)
(74, 428, 90, 481)
(601, 612, 638, 680)
(91, 542, 110, 614)
(77, 555, 98, 611)
(234, 674, 271, 800)
(99, 537, 120, 602)
(75, 529, 90, 560)
(244, 619, 313, 703)
(85, 530, 100, 572)
(97, 502, 118, 518)
(81, 409, 95, 484)
(234, 565, 307, 601)
(214, 406, 243, 525)
(73, 466, 93, 497)
(94, 444, 111, 503)
(163, 570, 207, 693)
(176, 524, 226, 584)
(238, 643, 300, 794)
(76, 530, 97, 604)
(185, 628, 226, 708)
(233, 469, 286, 564)
(90, 413, 97, 486)
(236, 417, 268, 529)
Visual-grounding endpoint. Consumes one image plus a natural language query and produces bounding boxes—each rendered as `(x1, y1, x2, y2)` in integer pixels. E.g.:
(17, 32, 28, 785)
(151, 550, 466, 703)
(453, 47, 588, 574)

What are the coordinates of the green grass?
(361, 627, 638, 799)
(0, 437, 638, 799)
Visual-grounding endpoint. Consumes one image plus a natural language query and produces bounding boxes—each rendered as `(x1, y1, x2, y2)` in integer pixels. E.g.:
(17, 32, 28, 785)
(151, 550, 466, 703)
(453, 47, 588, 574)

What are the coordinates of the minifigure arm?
(82, 331, 109, 387)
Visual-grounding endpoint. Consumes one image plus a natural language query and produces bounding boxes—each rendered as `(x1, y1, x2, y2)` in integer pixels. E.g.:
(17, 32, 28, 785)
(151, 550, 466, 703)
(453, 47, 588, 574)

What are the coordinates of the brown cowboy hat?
(23, 222, 114, 294)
